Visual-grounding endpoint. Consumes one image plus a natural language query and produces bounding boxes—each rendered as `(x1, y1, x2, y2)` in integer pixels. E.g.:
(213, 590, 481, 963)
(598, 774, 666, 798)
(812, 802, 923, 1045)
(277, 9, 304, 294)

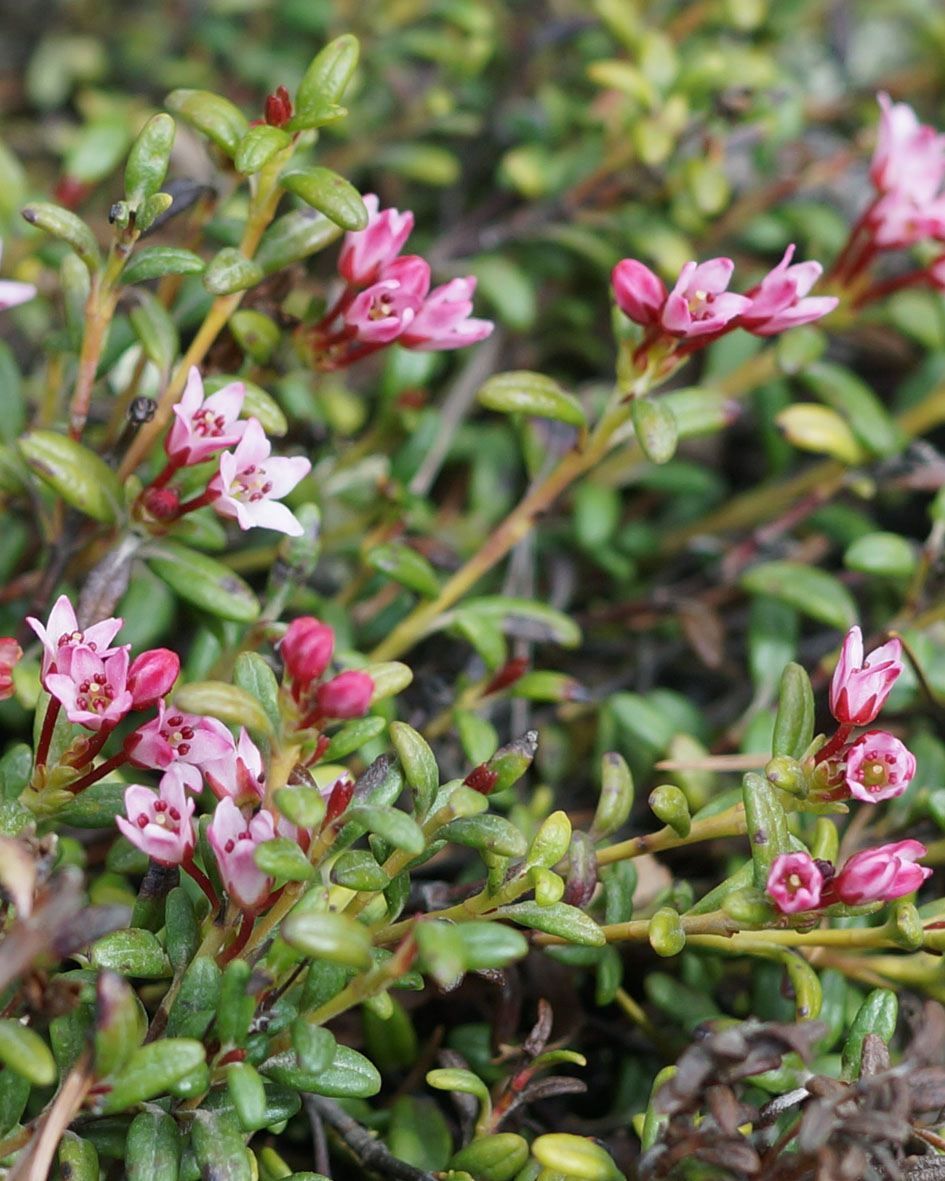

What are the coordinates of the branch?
(303, 1094, 440, 1181)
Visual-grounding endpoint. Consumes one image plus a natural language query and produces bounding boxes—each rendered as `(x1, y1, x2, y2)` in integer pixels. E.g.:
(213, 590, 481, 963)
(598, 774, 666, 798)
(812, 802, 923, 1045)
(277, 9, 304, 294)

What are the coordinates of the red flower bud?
(140, 485, 181, 521)
(463, 764, 498, 795)
(323, 774, 355, 826)
(127, 648, 180, 709)
(264, 85, 293, 128)
(281, 617, 335, 686)
(315, 670, 374, 719)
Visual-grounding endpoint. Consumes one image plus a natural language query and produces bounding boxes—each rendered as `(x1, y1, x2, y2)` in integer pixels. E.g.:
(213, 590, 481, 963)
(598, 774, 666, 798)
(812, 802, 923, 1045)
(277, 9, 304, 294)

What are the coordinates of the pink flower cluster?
(767, 841, 931, 915)
(817, 627, 915, 804)
(303, 194, 494, 370)
(138, 368, 311, 537)
(612, 245, 837, 368)
(279, 616, 374, 729)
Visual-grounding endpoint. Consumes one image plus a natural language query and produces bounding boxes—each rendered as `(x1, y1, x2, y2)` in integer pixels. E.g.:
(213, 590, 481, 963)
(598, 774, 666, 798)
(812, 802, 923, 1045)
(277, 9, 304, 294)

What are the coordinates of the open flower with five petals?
(166, 367, 247, 466)
(27, 594, 123, 682)
(209, 418, 311, 537)
(45, 645, 133, 732)
(207, 797, 276, 910)
(829, 627, 903, 726)
(115, 766, 199, 866)
(739, 245, 838, 335)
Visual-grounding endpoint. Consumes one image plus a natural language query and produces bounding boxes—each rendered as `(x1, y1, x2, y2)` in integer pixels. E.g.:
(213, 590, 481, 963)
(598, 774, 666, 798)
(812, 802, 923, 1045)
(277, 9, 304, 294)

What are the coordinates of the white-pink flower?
(766, 851, 824, 914)
(209, 418, 311, 537)
(27, 593, 123, 682)
(0, 241, 36, 311)
(204, 727, 266, 804)
(739, 245, 838, 335)
(345, 255, 430, 344)
(338, 194, 415, 286)
(115, 766, 199, 866)
(166, 367, 248, 465)
(870, 93, 945, 202)
(45, 645, 133, 732)
(844, 730, 916, 802)
(207, 797, 276, 910)
(660, 258, 751, 338)
(125, 699, 235, 771)
(829, 626, 903, 726)
(832, 840, 931, 905)
(401, 276, 494, 351)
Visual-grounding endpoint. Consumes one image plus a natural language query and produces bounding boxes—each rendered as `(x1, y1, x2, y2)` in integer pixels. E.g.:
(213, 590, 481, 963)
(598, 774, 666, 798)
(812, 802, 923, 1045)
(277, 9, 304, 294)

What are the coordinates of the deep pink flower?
(338, 194, 415, 286)
(127, 648, 180, 710)
(314, 670, 374, 719)
(832, 839, 931, 905)
(400, 276, 494, 351)
(345, 256, 430, 344)
(844, 730, 916, 802)
(45, 645, 133, 732)
(0, 638, 22, 700)
(870, 93, 945, 202)
(612, 259, 668, 327)
(207, 797, 276, 910)
(166, 367, 247, 465)
(209, 418, 311, 537)
(660, 258, 752, 338)
(125, 699, 235, 771)
(115, 766, 199, 866)
(280, 617, 335, 687)
(739, 245, 838, 335)
(766, 852, 824, 914)
(829, 626, 903, 725)
(27, 594, 123, 682)
(204, 727, 266, 804)
(0, 241, 36, 311)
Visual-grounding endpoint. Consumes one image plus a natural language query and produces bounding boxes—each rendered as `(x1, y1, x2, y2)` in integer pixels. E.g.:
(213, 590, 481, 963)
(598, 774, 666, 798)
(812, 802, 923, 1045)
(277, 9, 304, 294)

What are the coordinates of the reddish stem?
(176, 488, 218, 516)
(183, 855, 220, 912)
(148, 457, 182, 489)
(814, 723, 853, 767)
(35, 698, 62, 768)
(219, 910, 255, 965)
(65, 749, 130, 794)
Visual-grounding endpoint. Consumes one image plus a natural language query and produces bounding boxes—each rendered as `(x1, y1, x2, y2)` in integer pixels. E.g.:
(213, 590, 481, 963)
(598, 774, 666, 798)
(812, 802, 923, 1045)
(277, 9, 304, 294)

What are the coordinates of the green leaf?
(274, 786, 326, 831)
(775, 403, 864, 464)
(740, 561, 857, 630)
(204, 247, 264, 295)
(282, 169, 367, 231)
(130, 290, 178, 372)
(126, 1112, 181, 1181)
(121, 246, 205, 285)
(497, 901, 606, 945)
(263, 1044, 381, 1097)
(173, 680, 274, 736)
(742, 772, 790, 891)
(368, 543, 440, 597)
(21, 202, 100, 271)
(229, 311, 281, 365)
(93, 971, 143, 1078)
(389, 1097, 453, 1173)
(146, 541, 260, 622)
(125, 113, 175, 209)
(95, 1039, 206, 1112)
(255, 209, 343, 273)
(438, 813, 527, 858)
(226, 1061, 268, 1131)
(455, 921, 529, 970)
(56, 780, 127, 828)
(450, 1135, 530, 1181)
(280, 907, 372, 968)
(531, 1134, 621, 1181)
(0, 1018, 57, 1086)
(416, 920, 465, 988)
(322, 716, 387, 760)
(632, 396, 678, 464)
(478, 370, 586, 427)
(292, 34, 360, 128)
(58, 1132, 99, 1181)
(233, 651, 282, 732)
(234, 125, 290, 175)
(343, 805, 425, 854)
(20, 431, 122, 523)
(841, 989, 898, 1080)
(456, 595, 581, 648)
(771, 662, 815, 761)
(165, 89, 249, 156)
(389, 722, 439, 815)
(90, 929, 170, 979)
(190, 1109, 253, 1181)
(254, 838, 315, 882)
(801, 361, 905, 458)
(330, 849, 390, 891)
(844, 531, 917, 579)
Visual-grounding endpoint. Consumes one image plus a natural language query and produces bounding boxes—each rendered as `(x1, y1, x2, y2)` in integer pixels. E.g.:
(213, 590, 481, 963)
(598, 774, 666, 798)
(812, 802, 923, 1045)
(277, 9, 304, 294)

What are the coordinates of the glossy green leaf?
(844, 531, 917, 578)
(146, 541, 260, 622)
(0, 1018, 57, 1086)
(740, 561, 857, 630)
(126, 1111, 181, 1181)
(95, 1039, 206, 1112)
(173, 680, 273, 735)
(497, 901, 606, 945)
(204, 247, 264, 295)
(281, 907, 373, 968)
(368, 543, 440, 597)
(234, 125, 290, 174)
(254, 837, 316, 882)
(165, 89, 249, 156)
(21, 201, 100, 271)
(121, 246, 205, 285)
(478, 370, 586, 426)
(292, 34, 360, 127)
(282, 168, 367, 231)
(20, 431, 122, 523)
(125, 113, 175, 209)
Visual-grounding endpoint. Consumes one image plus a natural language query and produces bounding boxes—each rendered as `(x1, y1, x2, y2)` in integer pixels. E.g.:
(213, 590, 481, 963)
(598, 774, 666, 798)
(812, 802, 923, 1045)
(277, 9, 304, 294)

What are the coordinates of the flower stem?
(596, 803, 747, 867)
(34, 697, 61, 769)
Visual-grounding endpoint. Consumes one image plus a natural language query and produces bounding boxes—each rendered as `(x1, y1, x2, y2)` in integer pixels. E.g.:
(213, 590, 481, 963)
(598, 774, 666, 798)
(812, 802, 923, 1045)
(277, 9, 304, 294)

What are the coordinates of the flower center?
(193, 408, 228, 437)
(74, 673, 114, 713)
(230, 462, 274, 505)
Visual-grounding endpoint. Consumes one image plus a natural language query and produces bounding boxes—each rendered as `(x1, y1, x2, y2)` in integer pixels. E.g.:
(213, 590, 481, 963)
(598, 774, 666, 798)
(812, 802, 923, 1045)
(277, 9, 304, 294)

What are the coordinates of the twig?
(302, 1094, 439, 1181)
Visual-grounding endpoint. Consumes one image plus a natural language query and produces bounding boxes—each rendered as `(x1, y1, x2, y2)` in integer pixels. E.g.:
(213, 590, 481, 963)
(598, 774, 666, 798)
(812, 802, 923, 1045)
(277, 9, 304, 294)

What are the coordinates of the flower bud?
(832, 840, 931, 905)
(315, 670, 374, 719)
(829, 626, 902, 726)
(281, 617, 334, 686)
(128, 648, 180, 709)
(264, 86, 293, 128)
(140, 485, 181, 521)
(0, 637, 22, 701)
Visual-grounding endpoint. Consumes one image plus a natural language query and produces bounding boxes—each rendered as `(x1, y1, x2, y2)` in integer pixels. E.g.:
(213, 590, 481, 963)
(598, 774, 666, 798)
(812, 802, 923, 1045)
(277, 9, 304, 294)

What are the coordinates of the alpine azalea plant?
(4, 18, 945, 1181)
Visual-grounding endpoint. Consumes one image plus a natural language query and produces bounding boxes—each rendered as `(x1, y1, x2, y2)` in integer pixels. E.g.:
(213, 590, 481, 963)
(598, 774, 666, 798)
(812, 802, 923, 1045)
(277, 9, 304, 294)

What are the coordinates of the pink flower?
(338, 194, 415, 286)
(660, 258, 752, 338)
(280, 617, 335, 688)
(844, 730, 916, 802)
(870, 93, 945, 202)
(209, 418, 311, 536)
(207, 797, 276, 910)
(0, 241, 36, 311)
(204, 727, 266, 804)
(345, 256, 430, 344)
(829, 627, 903, 725)
(766, 852, 824, 914)
(832, 839, 931, 906)
(612, 259, 668, 327)
(45, 645, 133, 732)
(0, 638, 22, 701)
(314, 670, 374, 719)
(739, 245, 838, 335)
(125, 699, 235, 771)
(27, 594, 123, 682)
(400, 276, 494, 351)
(127, 648, 180, 710)
(868, 190, 945, 248)
(166, 367, 248, 466)
(115, 766, 199, 866)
